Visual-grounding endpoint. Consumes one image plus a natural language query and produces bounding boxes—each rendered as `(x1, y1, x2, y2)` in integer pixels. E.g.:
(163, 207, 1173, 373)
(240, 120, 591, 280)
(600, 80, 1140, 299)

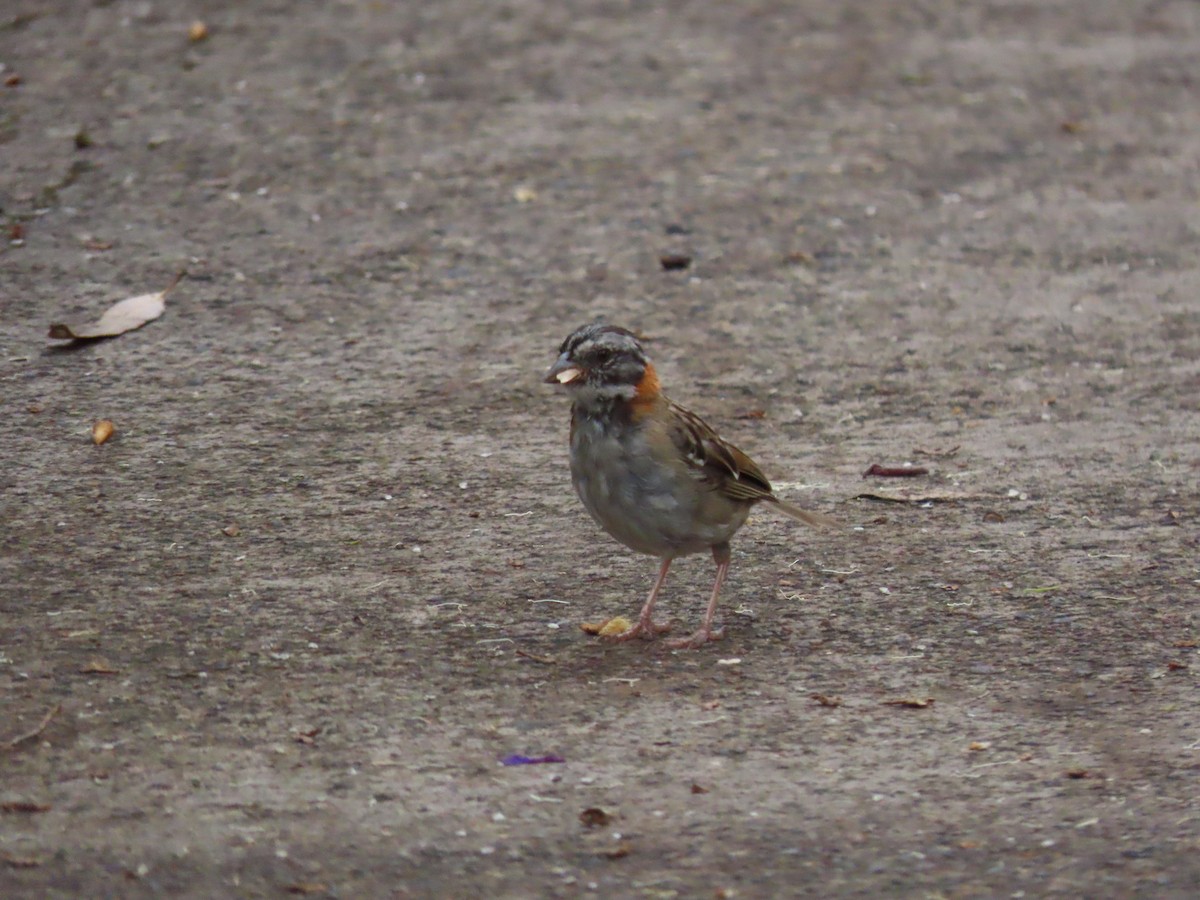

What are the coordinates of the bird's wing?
(666, 400, 775, 503)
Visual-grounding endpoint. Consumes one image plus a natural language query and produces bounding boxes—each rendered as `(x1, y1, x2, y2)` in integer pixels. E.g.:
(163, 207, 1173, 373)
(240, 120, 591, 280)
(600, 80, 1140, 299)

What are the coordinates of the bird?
(544, 322, 837, 648)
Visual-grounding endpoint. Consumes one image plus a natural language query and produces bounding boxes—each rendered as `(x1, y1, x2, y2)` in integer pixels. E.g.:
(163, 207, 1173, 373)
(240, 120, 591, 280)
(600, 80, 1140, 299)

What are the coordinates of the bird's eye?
(592, 347, 613, 363)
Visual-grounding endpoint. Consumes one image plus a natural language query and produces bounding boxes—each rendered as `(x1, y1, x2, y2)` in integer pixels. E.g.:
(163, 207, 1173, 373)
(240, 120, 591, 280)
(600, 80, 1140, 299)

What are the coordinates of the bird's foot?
(608, 614, 672, 642)
(666, 625, 725, 650)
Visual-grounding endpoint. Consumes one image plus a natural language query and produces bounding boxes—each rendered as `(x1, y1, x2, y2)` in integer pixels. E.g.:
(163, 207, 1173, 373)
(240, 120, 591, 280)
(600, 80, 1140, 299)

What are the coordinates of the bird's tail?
(768, 497, 840, 529)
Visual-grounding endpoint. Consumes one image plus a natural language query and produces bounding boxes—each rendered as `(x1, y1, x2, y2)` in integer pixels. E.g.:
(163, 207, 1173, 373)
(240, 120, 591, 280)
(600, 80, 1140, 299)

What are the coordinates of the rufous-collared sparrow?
(545, 323, 837, 648)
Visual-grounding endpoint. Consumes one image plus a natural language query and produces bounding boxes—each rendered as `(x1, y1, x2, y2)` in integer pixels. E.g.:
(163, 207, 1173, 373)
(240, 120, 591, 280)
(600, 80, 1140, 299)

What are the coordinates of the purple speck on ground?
(500, 754, 565, 766)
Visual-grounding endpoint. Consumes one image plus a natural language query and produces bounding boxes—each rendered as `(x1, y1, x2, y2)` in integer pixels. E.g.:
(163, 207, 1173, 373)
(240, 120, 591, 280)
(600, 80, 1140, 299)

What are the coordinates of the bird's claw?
(666, 625, 725, 650)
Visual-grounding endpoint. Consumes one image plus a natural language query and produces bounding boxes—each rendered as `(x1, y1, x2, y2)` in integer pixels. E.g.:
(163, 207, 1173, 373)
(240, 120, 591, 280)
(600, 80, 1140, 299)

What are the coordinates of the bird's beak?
(544, 354, 584, 385)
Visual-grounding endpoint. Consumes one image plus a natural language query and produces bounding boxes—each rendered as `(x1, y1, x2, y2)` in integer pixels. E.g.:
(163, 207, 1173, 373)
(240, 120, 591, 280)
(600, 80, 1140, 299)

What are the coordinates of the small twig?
(515, 649, 557, 665)
(863, 464, 929, 478)
(162, 268, 187, 297)
(2, 704, 62, 751)
(913, 445, 960, 459)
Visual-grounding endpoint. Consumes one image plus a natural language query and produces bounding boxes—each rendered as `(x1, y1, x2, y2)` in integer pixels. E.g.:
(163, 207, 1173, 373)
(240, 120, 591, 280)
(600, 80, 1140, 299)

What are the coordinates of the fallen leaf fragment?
(79, 659, 119, 675)
(968, 741, 991, 752)
(863, 463, 929, 478)
(602, 843, 632, 860)
(222, 523, 241, 537)
(2, 853, 42, 868)
(856, 489, 991, 504)
(284, 883, 328, 896)
(0, 801, 51, 813)
(513, 185, 537, 203)
(1064, 768, 1092, 779)
(92, 419, 115, 445)
(913, 444, 960, 459)
(514, 648, 556, 665)
(582, 616, 634, 637)
(659, 252, 692, 271)
(690, 782, 709, 794)
(188, 20, 209, 42)
(294, 727, 321, 745)
(883, 697, 934, 709)
(812, 693, 843, 708)
(580, 807, 612, 828)
(48, 271, 183, 342)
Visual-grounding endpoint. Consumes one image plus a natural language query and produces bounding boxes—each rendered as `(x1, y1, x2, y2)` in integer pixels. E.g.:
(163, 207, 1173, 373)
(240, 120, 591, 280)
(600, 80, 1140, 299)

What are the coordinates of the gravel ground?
(2, 1, 1198, 897)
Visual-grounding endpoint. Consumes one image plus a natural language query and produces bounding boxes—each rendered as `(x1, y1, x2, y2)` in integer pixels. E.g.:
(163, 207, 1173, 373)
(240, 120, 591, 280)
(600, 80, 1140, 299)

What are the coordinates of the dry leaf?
(49, 271, 182, 342)
(0, 801, 51, 813)
(598, 616, 633, 637)
(92, 419, 115, 445)
(812, 693, 843, 708)
(856, 489, 993, 504)
(222, 523, 241, 537)
(690, 782, 709, 794)
(883, 697, 934, 708)
(514, 648, 556, 665)
(862, 464, 929, 478)
(913, 444, 960, 459)
(79, 659, 119, 675)
(579, 807, 613, 828)
(2, 853, 42, 868)
(602, 843, 632, 860)
(513, 185, 537, 203)
(188, 21, 209, 42)
(968, 741, 991, 752)
(294, 727, 321, 745)
(284, 883, 328, 895)
(581, 617, 634, 637)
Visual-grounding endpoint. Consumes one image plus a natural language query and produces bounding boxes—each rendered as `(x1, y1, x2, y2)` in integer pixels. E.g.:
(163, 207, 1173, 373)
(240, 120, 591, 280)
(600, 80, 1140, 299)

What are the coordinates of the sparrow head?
(544, 323, 655, 404)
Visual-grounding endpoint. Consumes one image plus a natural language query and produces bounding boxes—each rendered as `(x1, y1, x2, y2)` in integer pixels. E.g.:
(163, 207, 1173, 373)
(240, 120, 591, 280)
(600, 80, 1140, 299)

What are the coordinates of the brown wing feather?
(667, 398, 838, 529)
(667, 400, 775, 502)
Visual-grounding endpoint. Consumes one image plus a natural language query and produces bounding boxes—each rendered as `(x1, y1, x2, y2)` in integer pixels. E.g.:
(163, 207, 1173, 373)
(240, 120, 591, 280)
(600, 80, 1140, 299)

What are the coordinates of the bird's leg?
(668, 543, 730, 649)
(610, 557, 674, 641)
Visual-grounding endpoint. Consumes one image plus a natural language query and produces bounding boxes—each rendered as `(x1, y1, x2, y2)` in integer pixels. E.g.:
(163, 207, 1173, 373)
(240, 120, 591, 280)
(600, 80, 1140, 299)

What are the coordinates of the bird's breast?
(568, 410, 745, 556)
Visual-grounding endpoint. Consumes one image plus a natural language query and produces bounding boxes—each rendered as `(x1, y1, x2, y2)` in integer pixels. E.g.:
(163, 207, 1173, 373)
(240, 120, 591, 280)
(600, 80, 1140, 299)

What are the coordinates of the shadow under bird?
(545, 323, 837, 648)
